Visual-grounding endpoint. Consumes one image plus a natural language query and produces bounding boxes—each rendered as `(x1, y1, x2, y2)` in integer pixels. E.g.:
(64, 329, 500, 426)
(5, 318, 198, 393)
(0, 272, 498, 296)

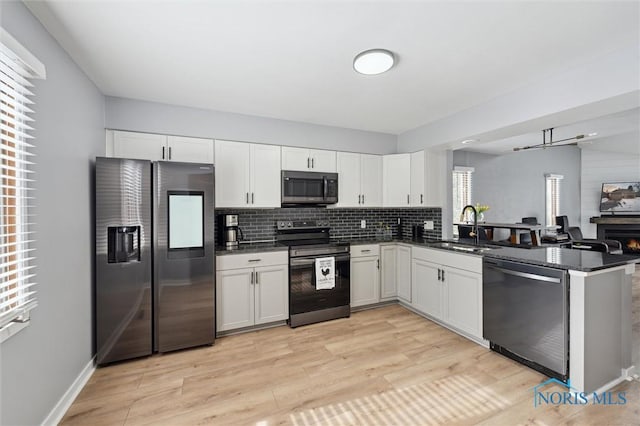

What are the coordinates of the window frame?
(0, 28, 45, 343)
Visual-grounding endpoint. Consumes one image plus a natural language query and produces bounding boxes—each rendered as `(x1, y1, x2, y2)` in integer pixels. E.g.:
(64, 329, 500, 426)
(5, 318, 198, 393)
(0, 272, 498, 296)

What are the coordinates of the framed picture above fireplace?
(599, 182, 640, 213)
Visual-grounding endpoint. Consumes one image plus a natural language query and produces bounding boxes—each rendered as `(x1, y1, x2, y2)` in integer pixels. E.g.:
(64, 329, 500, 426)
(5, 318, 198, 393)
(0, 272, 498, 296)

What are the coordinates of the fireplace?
(594, 219, 640, 255)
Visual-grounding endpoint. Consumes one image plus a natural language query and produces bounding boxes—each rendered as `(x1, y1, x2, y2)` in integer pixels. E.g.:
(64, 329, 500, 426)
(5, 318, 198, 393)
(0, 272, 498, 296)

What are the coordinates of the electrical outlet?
(361, 220, 366, 229)
(424, 220, 434, 230)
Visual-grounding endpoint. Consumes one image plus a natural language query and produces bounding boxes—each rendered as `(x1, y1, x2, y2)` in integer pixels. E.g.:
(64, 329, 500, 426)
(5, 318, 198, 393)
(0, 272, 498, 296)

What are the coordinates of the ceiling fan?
(513, 128, 594, 151)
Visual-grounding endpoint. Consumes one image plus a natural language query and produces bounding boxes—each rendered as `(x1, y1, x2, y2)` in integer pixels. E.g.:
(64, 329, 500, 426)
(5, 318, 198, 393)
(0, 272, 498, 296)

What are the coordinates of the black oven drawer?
(289, 254, 350, 315)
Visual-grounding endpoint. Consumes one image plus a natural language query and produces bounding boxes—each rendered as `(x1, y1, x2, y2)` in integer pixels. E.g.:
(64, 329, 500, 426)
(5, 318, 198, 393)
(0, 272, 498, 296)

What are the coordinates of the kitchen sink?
(429, 241, 494, 253)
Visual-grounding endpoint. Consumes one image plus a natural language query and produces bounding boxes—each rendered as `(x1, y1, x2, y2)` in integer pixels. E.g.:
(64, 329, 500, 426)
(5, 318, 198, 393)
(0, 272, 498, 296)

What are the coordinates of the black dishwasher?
(483, 258, 569, 381)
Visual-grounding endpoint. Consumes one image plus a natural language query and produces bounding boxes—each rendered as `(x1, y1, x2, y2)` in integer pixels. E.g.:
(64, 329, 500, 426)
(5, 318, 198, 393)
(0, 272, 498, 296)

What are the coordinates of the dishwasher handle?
(488, 265, 562, 284)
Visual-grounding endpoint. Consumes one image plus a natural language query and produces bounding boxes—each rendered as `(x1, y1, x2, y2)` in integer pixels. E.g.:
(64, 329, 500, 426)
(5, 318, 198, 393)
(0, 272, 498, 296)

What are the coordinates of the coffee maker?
(220, 214, 242, 248)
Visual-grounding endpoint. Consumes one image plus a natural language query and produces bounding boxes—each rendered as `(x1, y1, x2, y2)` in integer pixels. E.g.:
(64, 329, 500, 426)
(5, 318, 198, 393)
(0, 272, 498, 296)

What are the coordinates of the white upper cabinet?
(281, 146, 336, 172)
(361, 154, 383, 207)
(383, 153, 411, 207)
(410, 151, 426, 206)
(424, 149, 446, 207)
(336, 152, 361, 207)
(336, 152, 382, 207)
(166, 135, 214, 164)
(250, 143, 281, 207)
(215, 140, 280, 208)
(110, 130, 167, 161)
(108, 130, 213, 163)
(215, 140, 251, 207)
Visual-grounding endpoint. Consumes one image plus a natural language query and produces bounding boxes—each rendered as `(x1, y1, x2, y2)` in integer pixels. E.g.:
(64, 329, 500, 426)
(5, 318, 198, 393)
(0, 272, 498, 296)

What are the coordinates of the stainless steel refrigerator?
(95, 157, 215, 365)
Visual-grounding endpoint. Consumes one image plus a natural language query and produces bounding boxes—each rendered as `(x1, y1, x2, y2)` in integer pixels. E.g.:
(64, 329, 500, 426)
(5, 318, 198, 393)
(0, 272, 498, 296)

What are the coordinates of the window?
(545, 174, 563, 227)
(452, 166, 474, 236)
(0, 28, 45, 341)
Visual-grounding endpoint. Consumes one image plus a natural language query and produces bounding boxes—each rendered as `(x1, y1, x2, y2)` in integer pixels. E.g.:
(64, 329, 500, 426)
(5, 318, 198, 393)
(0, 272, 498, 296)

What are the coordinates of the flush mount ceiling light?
(461, 139, 477, 145)
(353, 49, 395, 75)
(513, 128, 596, 151)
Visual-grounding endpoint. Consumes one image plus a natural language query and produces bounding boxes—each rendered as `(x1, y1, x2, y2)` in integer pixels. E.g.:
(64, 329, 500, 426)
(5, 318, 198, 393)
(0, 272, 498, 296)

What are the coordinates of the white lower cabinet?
(411, 247, 482, 339)
(411, 258, 443, 318)
(380, 245, 397, 300)
(397, 245, 412, 303)
(381, 244, 412, 302)
(443, 267, 482, 337)
(350, 244, 380, 308)
(216, 251, 288, 332)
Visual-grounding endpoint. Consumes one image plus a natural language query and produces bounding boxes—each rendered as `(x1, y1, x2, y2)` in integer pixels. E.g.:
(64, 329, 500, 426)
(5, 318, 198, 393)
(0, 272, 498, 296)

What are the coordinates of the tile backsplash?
(217, 207, 442, 242)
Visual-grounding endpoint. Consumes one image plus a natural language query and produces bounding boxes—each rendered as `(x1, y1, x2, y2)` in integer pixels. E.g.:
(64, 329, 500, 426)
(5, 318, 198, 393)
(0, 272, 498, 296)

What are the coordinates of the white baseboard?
(42, 357, 95, 426)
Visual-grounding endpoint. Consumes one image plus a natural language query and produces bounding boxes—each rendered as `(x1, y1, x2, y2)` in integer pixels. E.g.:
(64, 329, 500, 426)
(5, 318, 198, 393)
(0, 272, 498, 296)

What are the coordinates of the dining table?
(455, 221, 559, 246)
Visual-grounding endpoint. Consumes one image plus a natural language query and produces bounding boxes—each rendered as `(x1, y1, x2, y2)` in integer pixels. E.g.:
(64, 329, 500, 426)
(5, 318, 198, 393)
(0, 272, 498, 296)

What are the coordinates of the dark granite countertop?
(480, 246, 639, 272)
(215, 242, 287, 256)
(215, 236, 639, 272)
(336, 236, 640, 272)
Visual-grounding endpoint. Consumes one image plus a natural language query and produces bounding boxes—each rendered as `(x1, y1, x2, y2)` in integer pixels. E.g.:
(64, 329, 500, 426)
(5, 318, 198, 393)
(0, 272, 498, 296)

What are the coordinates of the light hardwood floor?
(62, 270, 640, 425)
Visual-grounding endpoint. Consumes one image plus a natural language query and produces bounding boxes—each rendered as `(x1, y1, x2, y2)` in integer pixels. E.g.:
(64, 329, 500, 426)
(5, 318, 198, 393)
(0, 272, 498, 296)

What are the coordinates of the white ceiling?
(26, 0, 639, 135)
(459, 107, 640, 155)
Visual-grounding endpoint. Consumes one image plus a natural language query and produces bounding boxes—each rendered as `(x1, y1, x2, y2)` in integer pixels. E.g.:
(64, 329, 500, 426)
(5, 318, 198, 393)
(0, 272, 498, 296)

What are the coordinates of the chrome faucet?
(460, 204, 479, 245)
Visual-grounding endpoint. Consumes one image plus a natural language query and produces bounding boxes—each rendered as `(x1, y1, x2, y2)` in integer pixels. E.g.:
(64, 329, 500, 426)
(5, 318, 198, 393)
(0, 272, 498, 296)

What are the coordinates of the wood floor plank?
(61, 268, 640, 425)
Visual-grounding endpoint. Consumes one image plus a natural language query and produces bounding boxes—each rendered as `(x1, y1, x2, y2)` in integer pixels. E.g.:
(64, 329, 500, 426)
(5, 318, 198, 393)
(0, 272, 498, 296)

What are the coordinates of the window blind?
(452, 167, 474, 235)
(0, 28, 45, 332)
(545, 174, 563, 228)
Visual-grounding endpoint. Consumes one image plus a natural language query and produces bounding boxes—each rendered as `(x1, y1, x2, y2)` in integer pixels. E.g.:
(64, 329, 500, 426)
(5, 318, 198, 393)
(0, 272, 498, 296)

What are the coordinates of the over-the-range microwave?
(281, 170, 338, 206)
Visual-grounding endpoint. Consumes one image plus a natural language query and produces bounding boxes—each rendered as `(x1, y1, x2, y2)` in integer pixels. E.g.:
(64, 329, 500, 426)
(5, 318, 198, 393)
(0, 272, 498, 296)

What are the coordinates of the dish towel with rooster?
(315, 256, 335, 290)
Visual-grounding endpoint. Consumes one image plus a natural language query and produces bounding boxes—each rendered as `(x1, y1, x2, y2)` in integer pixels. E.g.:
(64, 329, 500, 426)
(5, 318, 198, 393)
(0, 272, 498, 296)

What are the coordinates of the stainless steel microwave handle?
(323, 176, 328, 200)
(489, 265, 561, 283)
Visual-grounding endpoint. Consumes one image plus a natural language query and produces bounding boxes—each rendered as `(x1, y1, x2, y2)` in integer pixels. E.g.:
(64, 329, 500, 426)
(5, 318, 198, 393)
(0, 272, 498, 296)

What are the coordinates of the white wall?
(452, 146, 581, 239)
(0, 2, 105, 425)
(580, 132, 640, 238)
(105, 96, 397, 154)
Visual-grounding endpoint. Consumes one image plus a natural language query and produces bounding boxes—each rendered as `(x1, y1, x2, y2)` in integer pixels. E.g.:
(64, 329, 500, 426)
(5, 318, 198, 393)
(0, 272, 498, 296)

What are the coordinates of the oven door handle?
(290, 255, 350, 267)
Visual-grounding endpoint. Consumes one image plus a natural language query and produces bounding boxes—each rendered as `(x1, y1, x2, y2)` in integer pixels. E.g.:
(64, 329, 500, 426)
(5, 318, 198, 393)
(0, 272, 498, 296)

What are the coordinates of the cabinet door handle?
(307, 157, 310, 168)
(407, 194, 410, 204)
(441, 269, 445, 282)
(168, 146, 172, 160)
(311, 158, 314, 168)
(361, 249, 371, 253)
(421, 194, 423, 204)
(162, 146, 165, 160)
(358, 194, 361, 204)
(255, 272, 259, 285)
(437, 268, 441, 281)
(248, 259, 262, 262)
(246, 192, 249, 204)
(377, 259, 380, 269)
(362, 194, 365, 204)
(250, 271, 254, 285)
(251, 192, 254, 204)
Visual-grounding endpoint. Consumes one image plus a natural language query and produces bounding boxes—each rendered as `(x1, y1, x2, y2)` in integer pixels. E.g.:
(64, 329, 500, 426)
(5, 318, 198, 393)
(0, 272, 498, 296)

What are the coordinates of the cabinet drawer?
(350, 244, 380, 257)
(216, 251, 288, 270)
(412, 247, 481, 274)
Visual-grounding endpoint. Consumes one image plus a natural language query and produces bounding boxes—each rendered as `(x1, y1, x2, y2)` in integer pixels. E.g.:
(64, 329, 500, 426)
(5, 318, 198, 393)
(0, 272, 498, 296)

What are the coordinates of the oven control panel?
(277, 220, 330, 230)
